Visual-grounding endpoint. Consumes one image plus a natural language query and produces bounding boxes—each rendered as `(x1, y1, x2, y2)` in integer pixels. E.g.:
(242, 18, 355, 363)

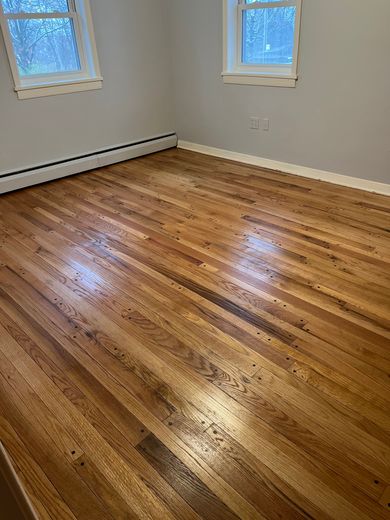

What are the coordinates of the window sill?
(222, 72, 297, 88)
(15, 78, 103, 100)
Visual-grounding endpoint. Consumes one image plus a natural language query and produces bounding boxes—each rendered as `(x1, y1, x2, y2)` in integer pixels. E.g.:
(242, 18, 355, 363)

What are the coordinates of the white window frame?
(223, 0, 302, 87)
(0, 0, 102, 99)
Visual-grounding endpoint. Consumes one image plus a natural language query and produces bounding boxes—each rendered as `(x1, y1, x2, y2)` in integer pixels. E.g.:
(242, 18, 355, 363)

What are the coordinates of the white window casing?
(223, 0, 303, 87)
(0, 0, 102, 99)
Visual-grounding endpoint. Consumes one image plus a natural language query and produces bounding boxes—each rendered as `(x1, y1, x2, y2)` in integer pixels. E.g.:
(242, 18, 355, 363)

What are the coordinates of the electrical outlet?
(250, 117, 260, 130)
(262, 118, 270, 131)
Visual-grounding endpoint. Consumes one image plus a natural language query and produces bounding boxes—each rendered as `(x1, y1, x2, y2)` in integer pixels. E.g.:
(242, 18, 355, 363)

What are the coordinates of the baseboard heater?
(0, 132, 177, 195)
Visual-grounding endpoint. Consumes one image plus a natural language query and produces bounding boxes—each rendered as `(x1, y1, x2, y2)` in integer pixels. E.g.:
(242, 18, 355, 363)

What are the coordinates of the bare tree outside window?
(2, 0, 80, 76)
(242, 1, 296, 65)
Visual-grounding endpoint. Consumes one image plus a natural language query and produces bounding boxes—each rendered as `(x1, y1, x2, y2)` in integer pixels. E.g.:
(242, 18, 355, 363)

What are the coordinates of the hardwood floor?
(0, 148, 389, 519)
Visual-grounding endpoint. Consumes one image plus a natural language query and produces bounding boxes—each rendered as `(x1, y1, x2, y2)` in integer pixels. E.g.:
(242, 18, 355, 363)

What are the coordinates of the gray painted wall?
(0, 0, 174, 173)
(168, 0, 390, 184)
(1, 1, 389, 184)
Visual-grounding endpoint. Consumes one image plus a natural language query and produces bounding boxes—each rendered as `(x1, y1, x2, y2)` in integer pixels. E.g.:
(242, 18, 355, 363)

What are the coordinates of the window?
(223, 0, 302, 87)
(0, 0, 102, 99)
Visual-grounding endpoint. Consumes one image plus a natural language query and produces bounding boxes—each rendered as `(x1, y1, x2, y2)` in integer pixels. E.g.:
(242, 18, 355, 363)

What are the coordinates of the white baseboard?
(0, 133, 177, 195)
(178, 140, 390, 196)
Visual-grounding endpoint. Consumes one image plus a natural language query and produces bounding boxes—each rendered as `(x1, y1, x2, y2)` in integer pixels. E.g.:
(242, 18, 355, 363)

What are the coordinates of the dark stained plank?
(136, 434, 239, 520)
(163, 412, 317, 520)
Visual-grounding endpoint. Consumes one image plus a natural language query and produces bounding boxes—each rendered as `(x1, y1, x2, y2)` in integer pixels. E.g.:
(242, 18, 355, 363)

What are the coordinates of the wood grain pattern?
(0, 148, 389, 519)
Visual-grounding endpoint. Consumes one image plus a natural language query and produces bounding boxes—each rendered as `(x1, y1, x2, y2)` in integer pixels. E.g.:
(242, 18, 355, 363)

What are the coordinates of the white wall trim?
(222, 73, 296, 87)
(178, 140, 390, 196)
(0, 134, 177, 194)
(15, 78, 103, 100)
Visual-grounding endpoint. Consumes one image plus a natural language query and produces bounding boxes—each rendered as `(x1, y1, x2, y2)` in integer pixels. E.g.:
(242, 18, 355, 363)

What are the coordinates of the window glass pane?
(242, 6, 296, 65)
(2, 0, 69, 14)
(8, 17, 80, 76)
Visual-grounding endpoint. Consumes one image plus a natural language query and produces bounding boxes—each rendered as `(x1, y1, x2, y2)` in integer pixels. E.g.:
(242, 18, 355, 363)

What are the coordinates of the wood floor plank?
(136, 434, 243, 520)
(0, 148, 389, 519)
(3, 243, 388, 486)
(0, 416, 74, 520)
(0, 324, 178, 520)
(163, 412, 320, 520)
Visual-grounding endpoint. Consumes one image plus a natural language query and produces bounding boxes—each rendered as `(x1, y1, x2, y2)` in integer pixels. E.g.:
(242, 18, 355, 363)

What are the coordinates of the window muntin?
(2, 0, 70, 14)
(0, 0, 102, 97)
